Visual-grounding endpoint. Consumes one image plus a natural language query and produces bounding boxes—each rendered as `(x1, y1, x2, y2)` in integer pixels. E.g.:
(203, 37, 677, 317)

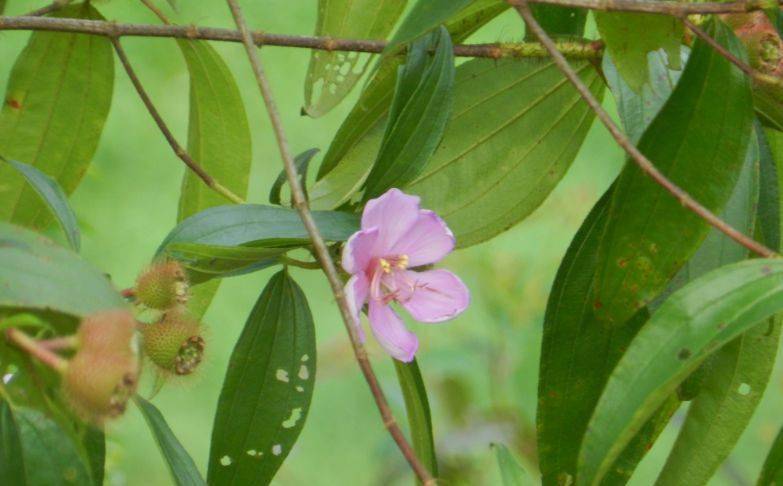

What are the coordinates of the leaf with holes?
(304, 0, 407, 117)
(136, 397, 205, 486)
(0, 4, 113, 231)
(394, 359, 438, 480)
(208, 270, 316, 485)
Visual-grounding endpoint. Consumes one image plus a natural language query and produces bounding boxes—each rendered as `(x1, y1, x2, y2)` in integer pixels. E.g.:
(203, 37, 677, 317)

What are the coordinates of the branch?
(224, 0, 436, 483)
(110, 37, 244, 204)
(508, 0, 778, 259)
(516, 0, 780, 14)
(0, 15, 603, 60)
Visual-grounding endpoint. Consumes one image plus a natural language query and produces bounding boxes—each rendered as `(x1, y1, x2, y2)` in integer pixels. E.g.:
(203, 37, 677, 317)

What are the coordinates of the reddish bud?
(135, 261, 189, 310)
(141, 311, 204, 376)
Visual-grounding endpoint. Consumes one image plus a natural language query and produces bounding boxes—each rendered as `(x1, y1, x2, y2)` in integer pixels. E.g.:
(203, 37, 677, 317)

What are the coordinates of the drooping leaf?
(0, 401, 25, 485)
(394, 359, 438, 481)
(364, 27, 455, 199)
(269, 148, 318, 206)
(525, 3, 586, 39)
(4, 159, 80, 252)
(578, 259, 783, 485)
(759, 425, 783, 485)
(386, 0, 473, 54)
(0, 4, 113, 231)
(165, 243, 291, 282)
(592, 21, 754, 326)
(304, 0, 407, 117)
(492, 443, 527, 486)
(594, 12, 682, 91)
(208, 270, 316, 485)
(175, 40, 252, 319)
(136, 397, 205, 486)
(0, 222, 124, 318)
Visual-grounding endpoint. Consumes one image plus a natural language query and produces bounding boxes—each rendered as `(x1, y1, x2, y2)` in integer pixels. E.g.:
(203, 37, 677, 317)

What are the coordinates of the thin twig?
(682, 17, 783, 89)
(110, 37, 244, 204)
(516, 0, 780, 14)
(0, 15, 604, 59)
(25, 0, 70, 17)
(279, 255, 322, 270)
(224, 0, 436, 483)
(139, 0, 170, 24)
(508, 0, 778, 259)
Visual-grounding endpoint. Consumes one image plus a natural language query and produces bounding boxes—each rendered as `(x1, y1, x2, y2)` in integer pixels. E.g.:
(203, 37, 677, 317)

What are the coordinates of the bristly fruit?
(135, 260, 189, 310)
(141, 310, 205, 376)
(62, 310, 140, 424)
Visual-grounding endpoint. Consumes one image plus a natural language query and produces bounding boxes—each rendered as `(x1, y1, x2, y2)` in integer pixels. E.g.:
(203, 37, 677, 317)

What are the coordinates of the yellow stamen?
(379, 258, 392, 274)
(396, 254, 409, 270)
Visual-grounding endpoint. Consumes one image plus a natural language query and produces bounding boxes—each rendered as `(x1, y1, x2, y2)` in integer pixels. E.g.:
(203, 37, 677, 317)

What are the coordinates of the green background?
(1, 1, 780, 484)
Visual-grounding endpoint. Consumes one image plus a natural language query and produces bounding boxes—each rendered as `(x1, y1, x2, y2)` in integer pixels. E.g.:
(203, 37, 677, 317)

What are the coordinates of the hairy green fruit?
(141, 311, 204, 376)
(135, 261, 189, 310)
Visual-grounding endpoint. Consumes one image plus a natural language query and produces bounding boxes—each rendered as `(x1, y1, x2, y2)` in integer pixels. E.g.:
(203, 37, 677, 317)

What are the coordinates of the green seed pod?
(141, 311, 205, 376)
(135, 261, 189, 310)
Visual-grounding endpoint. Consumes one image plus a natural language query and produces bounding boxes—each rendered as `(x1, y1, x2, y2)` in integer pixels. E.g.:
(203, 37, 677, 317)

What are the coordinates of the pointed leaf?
(269, 148, 318, 206)
(0, 4, 113, 231)
(492, 443, 527, 486)
(394, 359, 438, 481)
(5, 159, 80, 251)
(208, 270, 316, 485)
(386, 0, 473, 54)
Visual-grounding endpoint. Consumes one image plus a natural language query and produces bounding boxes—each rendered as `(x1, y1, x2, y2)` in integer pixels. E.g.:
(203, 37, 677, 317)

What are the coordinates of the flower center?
(379, 254, 409, 273)
(371, 255, 411, 303)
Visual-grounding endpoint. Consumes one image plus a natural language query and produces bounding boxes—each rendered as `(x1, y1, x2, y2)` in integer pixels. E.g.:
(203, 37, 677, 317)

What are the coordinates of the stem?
(515, 0, 780, 14)
(0, 16, 603, 60)
(6, 329, 68, 374)
(224, 0, 435, 483)
(110, 37, 244, 205)
(279, 255, 322, 270)
(139, 0, 171, 24)
(508, 0, 778, 259)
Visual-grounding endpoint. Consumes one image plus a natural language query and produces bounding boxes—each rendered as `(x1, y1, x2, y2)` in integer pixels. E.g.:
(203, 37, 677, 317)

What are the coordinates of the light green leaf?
(5, 159, 80, 251)
(364, 27, 454, 199)
(0, 222, 124, 318)
(759, 425, 783, 485)
(304, 0, 407, 117)
(394, 359, 438, 482)
(136, 397, 205, 486)
(0, 4, 113, 231)
(492, 443, 527, 486)
(592, 21, 754, 326)
(208, 270, 316, 485)
(594, 12, 682, 91)
(386, 0, 473, 54)
(578, 259, 783, 485)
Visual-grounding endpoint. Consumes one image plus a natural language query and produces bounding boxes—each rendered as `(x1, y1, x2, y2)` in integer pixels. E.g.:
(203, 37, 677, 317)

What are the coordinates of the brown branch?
(516, 0, 780, 14)
(0, 15, 604, 59)
(110, 37, 244, 204)
(224, 0, 436, 483)
(682, 17, 783, 90)
(508, 0, 778, 259)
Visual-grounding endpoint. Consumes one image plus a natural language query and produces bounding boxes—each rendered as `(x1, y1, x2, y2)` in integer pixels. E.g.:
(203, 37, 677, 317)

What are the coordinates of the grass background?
(2, 1, 782, 484)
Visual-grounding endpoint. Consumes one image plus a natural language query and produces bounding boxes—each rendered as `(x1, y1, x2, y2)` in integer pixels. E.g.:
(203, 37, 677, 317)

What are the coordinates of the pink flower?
(342, 189, 470, 362)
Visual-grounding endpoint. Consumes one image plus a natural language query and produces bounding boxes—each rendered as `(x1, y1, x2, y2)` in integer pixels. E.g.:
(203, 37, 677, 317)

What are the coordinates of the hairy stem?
(224, 0, 435, 483)
(515, 0, 780, 14)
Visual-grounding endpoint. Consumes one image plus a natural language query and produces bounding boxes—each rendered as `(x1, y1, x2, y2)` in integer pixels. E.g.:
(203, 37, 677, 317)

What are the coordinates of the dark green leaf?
(492, 443, 527, 486)
(592, 21, 754, 326)
(578, 259, 783, 485)
(759, 424, 783, 485)
(0, 222, 124, 318)
(136, 396, 205, 486)
(0, 4, 113, 231)
(165, 243, 289, 282)
(269, 148, 319, 206)
(4, 159, 80, 251)
(394, 359, 438, 481)
(82, 427, 105, 486)
(304, 0, 408, 117)
(757, 123, 781, 248)
(0, 401, 25, 485)
(208, 270, 316, 485)
(386, 0, 472, 54)
(525, 4, 586, 39)
(364, 27, 455, 199)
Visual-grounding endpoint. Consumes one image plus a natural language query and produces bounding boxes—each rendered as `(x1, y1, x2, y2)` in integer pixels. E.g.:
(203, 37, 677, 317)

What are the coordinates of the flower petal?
(398, 269, 470, 323)
(391, 210, 455, 267)
(341, 227, 379, 274)
(368, 299, 418, 362)
(362, 189, 420, 254)
(345, 274, 369, 342)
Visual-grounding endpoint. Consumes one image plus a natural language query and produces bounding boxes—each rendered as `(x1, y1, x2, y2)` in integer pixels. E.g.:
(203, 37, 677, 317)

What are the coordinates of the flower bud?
(141, 311, 204, 376)
(135, 261, 189, 310)
(62, 310, 140, 423)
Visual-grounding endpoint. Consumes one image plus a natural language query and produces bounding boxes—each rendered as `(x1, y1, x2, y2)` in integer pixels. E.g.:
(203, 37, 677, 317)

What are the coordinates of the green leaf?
(13, 406, 91, 485)
(304, 0, 408, 117)
(386, 0, 473, 54)
(165, 243, 289, 282)
(4, 159, 80, 252)
(0, 401, 25, 485)
(492, 443, 527, 486)
(394, 359, 438, 481)
(592, 21, 754, 326)
(269, 148, 318, 206)
(595, 12, 682, 92)
(757, 123, 781, 248)
(0, 222, 124, 318)
(0, 4, 113, 231)
(578, 259, 783, 485)
(364, 27, 455, 199)
(525, 4, 586, 39)
(759, 425, 783, 485)
(208, 270, 316, 485)
(82, 427, 105, 486)
(604, 47, 688, 143)
(136, 397, 205, 486)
